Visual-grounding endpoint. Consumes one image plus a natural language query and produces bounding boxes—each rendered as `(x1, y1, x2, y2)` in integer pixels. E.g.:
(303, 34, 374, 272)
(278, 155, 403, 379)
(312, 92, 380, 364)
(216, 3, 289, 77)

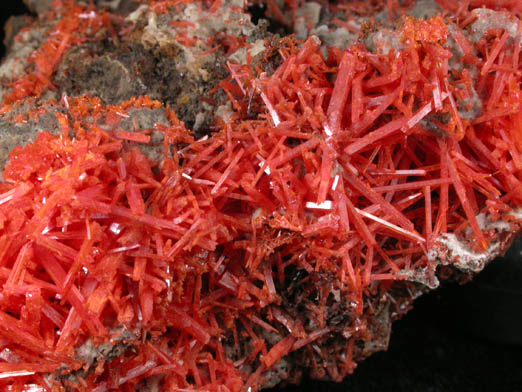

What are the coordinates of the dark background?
(1, 1, 521, 391)
(0, 1, 30, 58)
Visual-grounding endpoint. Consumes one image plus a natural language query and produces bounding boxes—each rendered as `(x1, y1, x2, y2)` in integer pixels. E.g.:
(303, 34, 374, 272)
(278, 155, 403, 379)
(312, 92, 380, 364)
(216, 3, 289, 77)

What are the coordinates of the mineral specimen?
(0, 0, 521, 390)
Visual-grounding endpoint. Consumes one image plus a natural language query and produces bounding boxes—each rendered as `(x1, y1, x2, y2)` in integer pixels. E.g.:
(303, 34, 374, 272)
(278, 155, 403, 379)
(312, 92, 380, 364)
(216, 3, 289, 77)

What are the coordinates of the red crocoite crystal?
(0, 0, 521, 390)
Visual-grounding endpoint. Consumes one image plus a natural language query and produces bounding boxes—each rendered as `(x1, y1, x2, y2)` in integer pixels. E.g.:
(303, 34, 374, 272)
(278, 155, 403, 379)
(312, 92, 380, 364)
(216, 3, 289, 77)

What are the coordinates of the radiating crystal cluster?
(0, 0, 521, 390)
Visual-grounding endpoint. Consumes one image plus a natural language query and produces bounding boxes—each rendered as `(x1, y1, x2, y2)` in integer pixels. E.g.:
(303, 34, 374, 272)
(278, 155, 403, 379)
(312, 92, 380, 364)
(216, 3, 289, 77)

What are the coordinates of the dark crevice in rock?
(247, 3, 291, 36)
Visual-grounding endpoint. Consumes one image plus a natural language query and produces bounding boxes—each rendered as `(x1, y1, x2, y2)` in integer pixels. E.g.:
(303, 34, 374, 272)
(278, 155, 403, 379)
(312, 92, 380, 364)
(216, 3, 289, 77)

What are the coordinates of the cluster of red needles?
(0, 0, 522, 390)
